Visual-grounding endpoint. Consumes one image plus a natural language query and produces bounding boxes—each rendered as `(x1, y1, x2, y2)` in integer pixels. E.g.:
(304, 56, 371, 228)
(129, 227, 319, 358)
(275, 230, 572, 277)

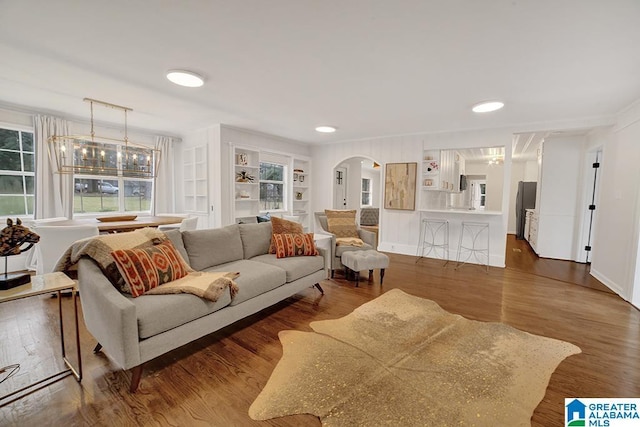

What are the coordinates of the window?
(0, 127, 34, 217)
(479, 183, 486, 210)
(73, 141, 153, 214)
(259, 162, 285, 211)
(361, 178, 372, 206)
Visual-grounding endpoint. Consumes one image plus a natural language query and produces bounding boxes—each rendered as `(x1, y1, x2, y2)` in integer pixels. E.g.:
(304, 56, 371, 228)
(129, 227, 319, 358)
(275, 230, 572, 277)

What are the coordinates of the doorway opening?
(332, 156, 382, 248)
(506, 131, 607, 292)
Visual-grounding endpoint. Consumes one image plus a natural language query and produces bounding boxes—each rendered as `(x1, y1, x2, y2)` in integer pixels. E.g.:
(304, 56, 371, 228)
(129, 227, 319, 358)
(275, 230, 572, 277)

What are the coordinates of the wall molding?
(590, 268, 628, 301)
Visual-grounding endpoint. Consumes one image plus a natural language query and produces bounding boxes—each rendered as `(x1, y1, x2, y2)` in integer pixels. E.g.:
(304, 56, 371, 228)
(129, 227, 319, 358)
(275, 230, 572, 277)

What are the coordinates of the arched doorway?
(332, 156, 382, 247)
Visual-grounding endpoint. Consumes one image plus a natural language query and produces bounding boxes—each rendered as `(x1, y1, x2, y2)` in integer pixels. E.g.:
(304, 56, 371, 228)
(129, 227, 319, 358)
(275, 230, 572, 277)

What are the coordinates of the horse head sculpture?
(0, 218, 40, 257)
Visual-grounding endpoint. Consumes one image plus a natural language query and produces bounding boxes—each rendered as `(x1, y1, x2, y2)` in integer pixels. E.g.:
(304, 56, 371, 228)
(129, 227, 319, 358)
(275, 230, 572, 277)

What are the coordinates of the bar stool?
(416, 218, 449, 265)
(455, 221, 490, 272)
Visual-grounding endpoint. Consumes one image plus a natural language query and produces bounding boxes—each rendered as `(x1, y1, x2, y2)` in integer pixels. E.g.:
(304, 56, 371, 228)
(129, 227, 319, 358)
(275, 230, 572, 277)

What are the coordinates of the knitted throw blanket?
(55, 228, 168, 293)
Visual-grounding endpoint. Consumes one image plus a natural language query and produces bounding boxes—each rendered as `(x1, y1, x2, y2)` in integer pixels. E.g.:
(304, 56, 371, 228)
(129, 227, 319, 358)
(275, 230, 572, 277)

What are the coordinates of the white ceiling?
(1, 1, 639, 144)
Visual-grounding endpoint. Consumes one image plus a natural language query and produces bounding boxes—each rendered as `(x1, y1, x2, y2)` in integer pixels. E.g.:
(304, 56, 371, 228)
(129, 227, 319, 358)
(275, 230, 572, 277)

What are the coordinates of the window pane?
(362, 179, 370, 191)
(26, 195, 34, 215)
(73, 141, 119, 176)
(0, 129, 19, 150)
(25, 176, 34, 194)
(260, 182, 283, 210)
(259, 163, 284, 181)
(0, 195, 26, 215)
(362, 193, 371, 205)
(0, 151, 22, 171)
(124, 180, 152, 212)
(73, 178, 119, 213)
(122, 146, 154, 177)
(23, 153, 34, 172)
(22, 132, 34, 152)
(0, 175, 24, 194)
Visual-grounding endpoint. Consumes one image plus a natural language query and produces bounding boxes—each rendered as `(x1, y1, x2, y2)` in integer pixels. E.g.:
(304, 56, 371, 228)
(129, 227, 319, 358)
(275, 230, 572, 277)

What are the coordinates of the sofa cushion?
(205, 259, 286, 306)
(162, 229, 191, 267)
(238, 222, 272, 259)
(112, 240, 192, 297)
(268, 216, 303, 253)
(325, 209, 359, 238)
(133, 289, 232, 339)
(183, 224, 243, 270)
(251, 253, 324, 283)
(273, 233, 318, 258)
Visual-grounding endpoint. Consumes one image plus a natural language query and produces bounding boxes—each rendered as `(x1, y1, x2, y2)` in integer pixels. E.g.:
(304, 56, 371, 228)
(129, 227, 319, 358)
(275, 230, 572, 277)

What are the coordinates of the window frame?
(258, 160, 287, 213)
(361, 177, 372, 207)
(0, 123, 35, 219)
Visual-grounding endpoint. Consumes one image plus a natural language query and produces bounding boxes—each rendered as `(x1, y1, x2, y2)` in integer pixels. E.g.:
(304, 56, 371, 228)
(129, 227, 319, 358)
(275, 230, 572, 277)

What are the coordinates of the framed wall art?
(384, 162, 417, 210)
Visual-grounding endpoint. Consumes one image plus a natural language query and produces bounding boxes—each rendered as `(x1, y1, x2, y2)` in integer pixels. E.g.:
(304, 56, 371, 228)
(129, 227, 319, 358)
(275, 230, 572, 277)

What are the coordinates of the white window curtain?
(33, 115, 71, 219)
(153, 135, 176, 214)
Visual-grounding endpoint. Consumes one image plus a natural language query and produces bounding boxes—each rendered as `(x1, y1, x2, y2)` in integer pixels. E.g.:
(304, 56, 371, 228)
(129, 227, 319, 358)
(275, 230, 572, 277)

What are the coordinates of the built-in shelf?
(184, 145, 208, 214)
(230, 146, 312, 229)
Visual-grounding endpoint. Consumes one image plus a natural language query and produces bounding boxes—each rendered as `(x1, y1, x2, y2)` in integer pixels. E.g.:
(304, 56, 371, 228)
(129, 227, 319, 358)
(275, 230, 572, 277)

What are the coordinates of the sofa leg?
(314, 283, 324, 294)
(130, 365, 144, 393)
(93, 343, 103, 353)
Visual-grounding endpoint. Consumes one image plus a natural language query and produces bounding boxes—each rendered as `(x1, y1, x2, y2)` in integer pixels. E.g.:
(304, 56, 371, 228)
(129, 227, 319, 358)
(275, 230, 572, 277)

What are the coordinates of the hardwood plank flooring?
(1, 254, 638, 426)
(505, 233, 612, 293)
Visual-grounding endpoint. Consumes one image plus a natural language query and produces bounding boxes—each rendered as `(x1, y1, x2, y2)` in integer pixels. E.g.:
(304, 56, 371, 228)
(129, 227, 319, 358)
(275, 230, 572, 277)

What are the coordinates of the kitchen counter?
(419, 208, 503, 215)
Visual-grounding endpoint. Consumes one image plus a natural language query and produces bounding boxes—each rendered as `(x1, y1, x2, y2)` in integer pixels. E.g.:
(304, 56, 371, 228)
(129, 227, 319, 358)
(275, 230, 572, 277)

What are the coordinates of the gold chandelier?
(49, 98, 160, 178)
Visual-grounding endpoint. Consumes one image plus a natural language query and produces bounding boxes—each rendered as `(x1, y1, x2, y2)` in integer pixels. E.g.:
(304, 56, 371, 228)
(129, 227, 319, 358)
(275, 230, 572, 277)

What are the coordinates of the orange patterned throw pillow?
(111, 240, 192, 297)
(269, 216, 304, 254)
(273, 233, 318, 258)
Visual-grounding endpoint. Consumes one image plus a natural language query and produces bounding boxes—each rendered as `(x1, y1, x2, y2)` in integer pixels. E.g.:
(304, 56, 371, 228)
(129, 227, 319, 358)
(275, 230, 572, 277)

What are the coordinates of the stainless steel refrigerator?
(515, 181, 537, 239)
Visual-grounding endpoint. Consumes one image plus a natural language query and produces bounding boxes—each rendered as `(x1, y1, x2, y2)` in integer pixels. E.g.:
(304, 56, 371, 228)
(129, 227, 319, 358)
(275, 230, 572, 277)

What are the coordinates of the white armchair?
(314, 211, 376, 278)
(157, 216, 198, 232)
(33, 225, 99, 275)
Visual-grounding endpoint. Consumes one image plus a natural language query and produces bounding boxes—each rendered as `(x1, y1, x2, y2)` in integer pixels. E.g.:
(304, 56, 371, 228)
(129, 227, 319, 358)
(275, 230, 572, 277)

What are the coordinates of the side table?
(0, 272, 82, 406)
(314, 233, 332, 278)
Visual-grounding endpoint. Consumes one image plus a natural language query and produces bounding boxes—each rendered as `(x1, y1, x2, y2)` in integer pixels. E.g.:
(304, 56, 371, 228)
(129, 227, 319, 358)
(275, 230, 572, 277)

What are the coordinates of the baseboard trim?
(590, 268, 628, 301)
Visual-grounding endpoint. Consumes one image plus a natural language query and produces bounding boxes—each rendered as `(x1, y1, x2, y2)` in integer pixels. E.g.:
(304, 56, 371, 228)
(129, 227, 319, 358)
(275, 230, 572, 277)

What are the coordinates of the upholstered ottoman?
(340, 250, 389, 287)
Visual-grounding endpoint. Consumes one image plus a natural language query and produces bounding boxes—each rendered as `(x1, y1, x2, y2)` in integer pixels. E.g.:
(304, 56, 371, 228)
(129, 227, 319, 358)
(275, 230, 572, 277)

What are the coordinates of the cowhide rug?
(249, 289, 580, 426)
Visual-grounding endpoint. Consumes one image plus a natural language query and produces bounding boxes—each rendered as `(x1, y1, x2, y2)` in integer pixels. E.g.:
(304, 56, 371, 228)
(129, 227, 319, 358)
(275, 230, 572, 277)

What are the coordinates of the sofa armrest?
(358, 228, 377, 248)
(316, 231, 336, 260)
(78, 258, 141, 369)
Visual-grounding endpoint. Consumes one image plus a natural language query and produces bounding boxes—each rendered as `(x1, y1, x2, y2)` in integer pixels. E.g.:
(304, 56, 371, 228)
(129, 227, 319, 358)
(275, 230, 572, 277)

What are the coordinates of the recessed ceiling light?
(472, 101, 504, 113)
(166, 70, 204, 87)
(315, 126, 337, 133)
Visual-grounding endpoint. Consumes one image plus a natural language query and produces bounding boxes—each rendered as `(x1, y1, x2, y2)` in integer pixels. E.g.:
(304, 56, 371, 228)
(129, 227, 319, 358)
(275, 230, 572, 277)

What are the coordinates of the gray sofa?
(78, 222, 326, 392)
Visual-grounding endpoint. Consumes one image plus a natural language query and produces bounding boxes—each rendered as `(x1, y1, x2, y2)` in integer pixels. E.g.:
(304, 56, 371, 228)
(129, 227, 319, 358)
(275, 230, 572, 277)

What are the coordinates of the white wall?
(590, 101, 640, 306)
(535, 136, 586, 260)
(312, 128, 512, 266)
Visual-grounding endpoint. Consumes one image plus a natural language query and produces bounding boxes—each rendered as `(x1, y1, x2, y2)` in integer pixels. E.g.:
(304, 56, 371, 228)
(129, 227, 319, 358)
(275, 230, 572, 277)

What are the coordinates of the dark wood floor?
(505, 233, 612, 293)
(1, 253, 638, 426)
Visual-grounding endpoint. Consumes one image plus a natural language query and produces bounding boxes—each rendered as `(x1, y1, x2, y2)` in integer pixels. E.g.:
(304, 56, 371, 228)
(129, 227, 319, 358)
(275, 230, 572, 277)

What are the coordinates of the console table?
(0, 273, 82, 406)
